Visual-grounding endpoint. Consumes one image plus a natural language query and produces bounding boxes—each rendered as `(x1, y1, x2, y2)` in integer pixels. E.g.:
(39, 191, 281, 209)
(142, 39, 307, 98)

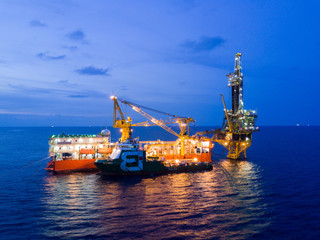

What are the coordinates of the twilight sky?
(0, 0, 319, 126)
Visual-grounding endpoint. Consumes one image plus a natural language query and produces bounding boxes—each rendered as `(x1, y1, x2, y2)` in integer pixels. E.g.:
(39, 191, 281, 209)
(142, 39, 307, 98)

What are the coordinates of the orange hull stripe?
(54, 159, 97, 171)
(163, 153, 211, 162)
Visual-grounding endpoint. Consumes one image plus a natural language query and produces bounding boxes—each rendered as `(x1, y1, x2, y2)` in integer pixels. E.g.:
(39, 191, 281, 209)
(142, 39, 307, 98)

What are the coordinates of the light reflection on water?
(2, 127, 320, 239)
(40, 160, 269, 239)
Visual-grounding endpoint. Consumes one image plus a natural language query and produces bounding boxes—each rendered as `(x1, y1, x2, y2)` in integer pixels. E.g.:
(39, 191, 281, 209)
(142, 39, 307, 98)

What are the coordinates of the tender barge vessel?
(46, 129, 113, 172)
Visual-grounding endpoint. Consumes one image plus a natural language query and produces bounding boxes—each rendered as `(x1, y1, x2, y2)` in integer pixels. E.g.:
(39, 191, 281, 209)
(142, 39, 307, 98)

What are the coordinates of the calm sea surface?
(0, 126, 319, 239)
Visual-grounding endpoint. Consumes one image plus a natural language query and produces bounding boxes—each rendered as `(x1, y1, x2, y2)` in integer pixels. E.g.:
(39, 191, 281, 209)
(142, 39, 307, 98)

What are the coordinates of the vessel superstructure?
(95, 139, 212, 176)
(46, 129, 113, 172)
(141, 138, 212, 163)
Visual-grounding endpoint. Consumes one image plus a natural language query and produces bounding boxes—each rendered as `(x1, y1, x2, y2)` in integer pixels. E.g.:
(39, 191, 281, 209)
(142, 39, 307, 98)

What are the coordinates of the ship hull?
(94, 160, 167, 176)
(46, 158, 98, 173)
(95, 160, 212, 176)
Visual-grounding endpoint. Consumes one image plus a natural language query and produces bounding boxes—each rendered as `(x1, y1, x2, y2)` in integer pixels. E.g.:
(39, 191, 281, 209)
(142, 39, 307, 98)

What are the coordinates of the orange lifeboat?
(98, 148, 112, 154)
(79, 149, 95, 154)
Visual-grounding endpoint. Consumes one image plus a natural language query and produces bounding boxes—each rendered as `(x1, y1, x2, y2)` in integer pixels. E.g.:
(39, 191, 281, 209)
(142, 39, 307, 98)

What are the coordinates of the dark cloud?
(68, 95, 88, 98)
(165, 54, 228, 68)
(164, 36, 227, 67)
(30, 20, 47, 27)
(180, 36, 226, 52)
(76, 66, 109, 76)
(62, 45, 78, 51)
(66, 29, 86, 42)
(36, 52, 66, 60)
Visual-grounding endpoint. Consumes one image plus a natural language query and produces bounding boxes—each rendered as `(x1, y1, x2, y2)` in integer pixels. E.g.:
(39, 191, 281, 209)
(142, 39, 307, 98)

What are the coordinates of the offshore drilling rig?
(214, 53, 258, 159)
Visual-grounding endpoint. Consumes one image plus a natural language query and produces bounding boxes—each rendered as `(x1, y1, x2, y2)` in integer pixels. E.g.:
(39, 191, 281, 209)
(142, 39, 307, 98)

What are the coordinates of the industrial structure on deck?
(111, 96, 212, 163)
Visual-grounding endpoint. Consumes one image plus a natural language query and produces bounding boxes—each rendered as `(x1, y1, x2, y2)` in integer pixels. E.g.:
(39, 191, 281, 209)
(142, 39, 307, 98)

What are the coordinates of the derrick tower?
(229, 53, 244, 115)
(214, 53, 258, 159)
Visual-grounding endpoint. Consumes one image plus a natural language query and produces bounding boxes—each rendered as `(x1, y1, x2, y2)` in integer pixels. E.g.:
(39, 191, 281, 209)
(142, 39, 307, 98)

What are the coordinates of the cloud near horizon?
(180, 36, 226, 52)
(68, 95, 88, 98)
(75, 66, 110, 76)
(7, 83, 104, 98)
(36, 52, 66, 60)
(58, 80, 68, 84)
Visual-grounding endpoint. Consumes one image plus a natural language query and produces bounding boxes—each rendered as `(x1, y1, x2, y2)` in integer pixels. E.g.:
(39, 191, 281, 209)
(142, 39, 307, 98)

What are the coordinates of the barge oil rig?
(46, 53, 258, 173)
(213, 53, 258, 159)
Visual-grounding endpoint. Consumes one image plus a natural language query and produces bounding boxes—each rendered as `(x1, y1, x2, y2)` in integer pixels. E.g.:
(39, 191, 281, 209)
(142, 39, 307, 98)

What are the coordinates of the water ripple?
(1, 127, 320, 239)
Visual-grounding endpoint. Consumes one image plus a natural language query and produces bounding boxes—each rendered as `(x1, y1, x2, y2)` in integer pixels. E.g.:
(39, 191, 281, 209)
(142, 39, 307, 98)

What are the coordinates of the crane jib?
(118, 98, 187, 118)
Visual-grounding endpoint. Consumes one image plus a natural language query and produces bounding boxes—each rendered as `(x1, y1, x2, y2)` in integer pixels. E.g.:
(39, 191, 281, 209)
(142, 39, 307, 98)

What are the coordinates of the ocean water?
(0, 126, 319, 239)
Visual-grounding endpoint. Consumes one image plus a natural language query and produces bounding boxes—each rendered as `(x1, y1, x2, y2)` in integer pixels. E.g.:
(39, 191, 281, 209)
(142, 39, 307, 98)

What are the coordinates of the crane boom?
(120, 99, 180, 138)
(112, 96, 125, 125)
(112, 97, 196, 156)
(111, 96, 133, 142)
(118, 98, 194, 136)
(119, 99, 180, 118)
(220, 94, 233, 132)
(132, 118, 181, 127)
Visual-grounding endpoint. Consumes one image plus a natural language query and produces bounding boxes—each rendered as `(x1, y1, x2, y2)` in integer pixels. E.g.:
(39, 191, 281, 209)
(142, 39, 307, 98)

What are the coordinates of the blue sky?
(0, 0, 319, 126)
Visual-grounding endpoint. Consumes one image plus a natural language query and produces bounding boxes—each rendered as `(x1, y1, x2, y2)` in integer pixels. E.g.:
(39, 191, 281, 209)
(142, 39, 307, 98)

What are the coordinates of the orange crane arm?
(120, 99, 180, 138)
(220, 94, 233, 132)
(132, 118, 181, 127)
(111, 96, 126, 127)
(129, 104, 180, 138)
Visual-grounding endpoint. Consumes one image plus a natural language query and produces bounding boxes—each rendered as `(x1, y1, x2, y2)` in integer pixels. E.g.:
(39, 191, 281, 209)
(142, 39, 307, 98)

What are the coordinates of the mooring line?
(212, 160, 236, 187)
(31, 160, 49, 178)
(0, 156, 51, 178)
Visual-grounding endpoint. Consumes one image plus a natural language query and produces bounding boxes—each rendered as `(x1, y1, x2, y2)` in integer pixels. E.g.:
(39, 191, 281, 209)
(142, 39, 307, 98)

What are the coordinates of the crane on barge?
(118, 98, 195, 156)
(111, 96, 200, 156)
(213, 53, 258, 159)
(111, 96, 212, 158)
